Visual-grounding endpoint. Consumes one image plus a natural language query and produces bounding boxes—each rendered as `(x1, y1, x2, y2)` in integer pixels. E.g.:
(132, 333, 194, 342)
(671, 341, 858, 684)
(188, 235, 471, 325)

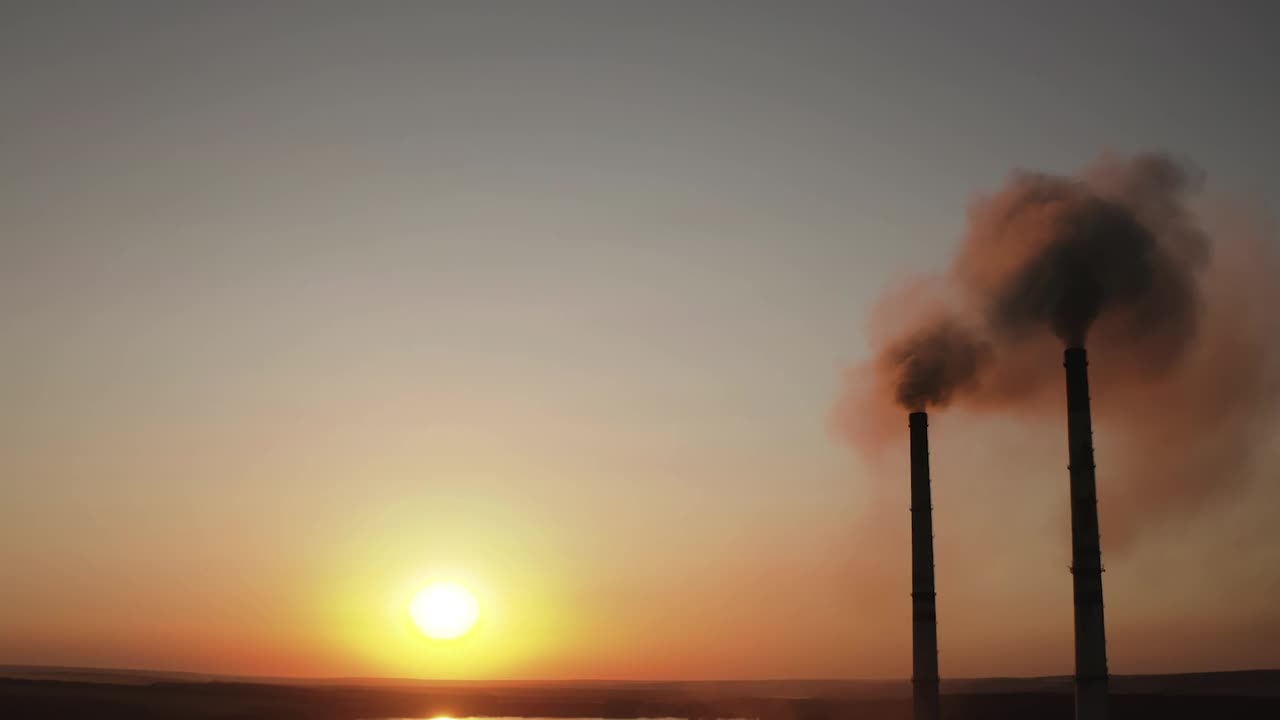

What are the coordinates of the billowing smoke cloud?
(835, 152, 1280, 546)
(851, 152, 1209, 411)
(884, 317, 988, 411)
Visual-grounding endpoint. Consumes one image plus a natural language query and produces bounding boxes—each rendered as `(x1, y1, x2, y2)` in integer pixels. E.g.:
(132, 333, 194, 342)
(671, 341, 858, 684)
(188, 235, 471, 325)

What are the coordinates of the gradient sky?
(3, 1, 1279, 680)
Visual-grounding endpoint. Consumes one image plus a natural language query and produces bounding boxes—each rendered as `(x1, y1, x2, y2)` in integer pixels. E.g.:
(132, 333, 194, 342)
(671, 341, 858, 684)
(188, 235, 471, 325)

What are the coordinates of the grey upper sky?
(2, 1, 1279, 679)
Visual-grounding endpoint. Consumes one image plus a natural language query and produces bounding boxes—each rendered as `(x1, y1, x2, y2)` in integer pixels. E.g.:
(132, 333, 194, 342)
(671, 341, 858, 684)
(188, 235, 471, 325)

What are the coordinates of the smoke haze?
(836, 152, 1280, 547)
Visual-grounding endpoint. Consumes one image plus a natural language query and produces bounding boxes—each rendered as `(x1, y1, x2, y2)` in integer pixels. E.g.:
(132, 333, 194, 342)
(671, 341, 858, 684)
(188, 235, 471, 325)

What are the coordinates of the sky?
(2, 0, 1279, 680)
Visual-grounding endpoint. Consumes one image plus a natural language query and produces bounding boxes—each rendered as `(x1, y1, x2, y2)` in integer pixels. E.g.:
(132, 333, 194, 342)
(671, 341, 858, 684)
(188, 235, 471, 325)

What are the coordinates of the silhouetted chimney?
(909, 411, 940, 720)
(1064, 347, 1109, 720)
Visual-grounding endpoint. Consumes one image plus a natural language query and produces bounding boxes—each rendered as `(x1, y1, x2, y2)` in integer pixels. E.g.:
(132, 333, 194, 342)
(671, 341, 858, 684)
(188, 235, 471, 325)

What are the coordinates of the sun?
(409, 582, 480, 639)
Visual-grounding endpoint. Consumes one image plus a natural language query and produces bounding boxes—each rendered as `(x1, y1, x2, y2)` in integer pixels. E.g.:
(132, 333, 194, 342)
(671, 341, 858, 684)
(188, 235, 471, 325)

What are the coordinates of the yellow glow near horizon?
(409, 582, 480, 640)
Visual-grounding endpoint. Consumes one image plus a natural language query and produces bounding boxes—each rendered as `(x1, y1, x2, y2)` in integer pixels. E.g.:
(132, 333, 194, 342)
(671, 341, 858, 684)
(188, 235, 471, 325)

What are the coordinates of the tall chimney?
(909, 411, 940, 720)
(1064, 347, 1109, 720)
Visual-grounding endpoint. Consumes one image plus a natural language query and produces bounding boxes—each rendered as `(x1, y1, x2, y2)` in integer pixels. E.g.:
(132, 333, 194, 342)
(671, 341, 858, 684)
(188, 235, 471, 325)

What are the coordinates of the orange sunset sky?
(3, 2, 1279, 681)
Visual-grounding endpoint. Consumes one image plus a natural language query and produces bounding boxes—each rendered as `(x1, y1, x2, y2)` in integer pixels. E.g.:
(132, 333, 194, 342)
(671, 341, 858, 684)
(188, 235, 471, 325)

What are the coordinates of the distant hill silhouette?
(3, 666, 1280, 719)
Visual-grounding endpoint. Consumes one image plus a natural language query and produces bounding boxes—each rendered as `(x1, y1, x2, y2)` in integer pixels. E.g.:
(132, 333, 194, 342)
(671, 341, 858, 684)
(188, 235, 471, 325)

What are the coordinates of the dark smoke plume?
(834, 151, 1280, 546)
(971, 161, 1207, 354)
(862, 152, 1209, 412)
(991, 188, 1159, 345)
(885, 317, 988, 411)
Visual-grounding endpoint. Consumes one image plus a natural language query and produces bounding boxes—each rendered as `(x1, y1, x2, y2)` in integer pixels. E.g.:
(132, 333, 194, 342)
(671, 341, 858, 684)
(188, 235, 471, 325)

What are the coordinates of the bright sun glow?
(409, 582, 480, 640)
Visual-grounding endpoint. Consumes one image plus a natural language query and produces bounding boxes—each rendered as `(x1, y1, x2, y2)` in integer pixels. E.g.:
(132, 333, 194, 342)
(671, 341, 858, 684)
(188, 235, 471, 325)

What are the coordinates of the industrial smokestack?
(909, 411, 940, 720)
(1064, 347, 1109, 720)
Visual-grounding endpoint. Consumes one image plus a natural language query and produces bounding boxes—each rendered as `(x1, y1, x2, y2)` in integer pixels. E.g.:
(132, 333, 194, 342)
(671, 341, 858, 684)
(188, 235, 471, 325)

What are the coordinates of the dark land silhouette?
(3, 666, 1280, 719)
